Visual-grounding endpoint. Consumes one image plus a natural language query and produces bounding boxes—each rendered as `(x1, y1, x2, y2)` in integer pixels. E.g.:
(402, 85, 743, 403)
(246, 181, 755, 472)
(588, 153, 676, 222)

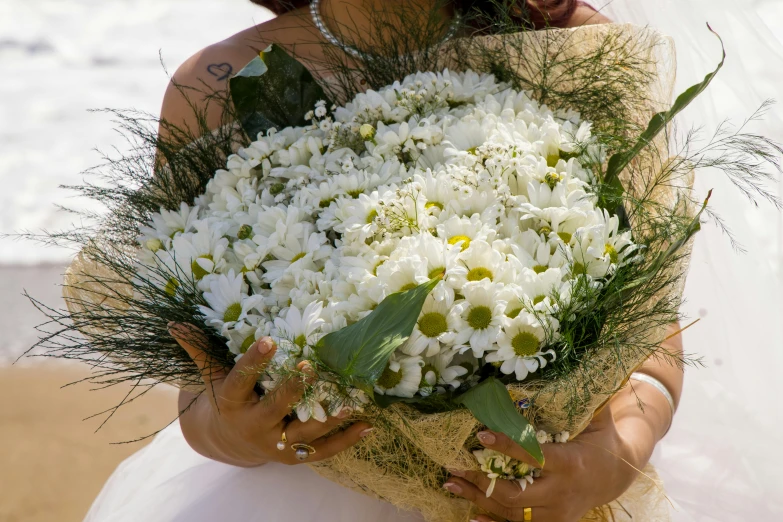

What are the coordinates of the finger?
(306, 421, 374, 463)
(443, 478, 519, 521)
(284, 409, 354, 444)
(256, 361, 315, 424)
(472, 516, 501, 522)
(448, 469, 529, 506)
(169, 322, 226, 386)
(477, 430, 568, 472)
(220, 337, 277, 406)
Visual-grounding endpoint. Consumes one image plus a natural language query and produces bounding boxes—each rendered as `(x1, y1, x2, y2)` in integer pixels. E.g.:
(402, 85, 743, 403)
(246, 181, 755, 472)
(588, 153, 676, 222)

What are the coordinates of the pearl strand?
(309, 0, 462, 61)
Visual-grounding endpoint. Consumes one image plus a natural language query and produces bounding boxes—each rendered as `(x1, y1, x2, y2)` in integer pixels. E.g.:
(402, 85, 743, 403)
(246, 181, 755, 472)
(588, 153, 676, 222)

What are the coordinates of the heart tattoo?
(207, 63, 234, 81)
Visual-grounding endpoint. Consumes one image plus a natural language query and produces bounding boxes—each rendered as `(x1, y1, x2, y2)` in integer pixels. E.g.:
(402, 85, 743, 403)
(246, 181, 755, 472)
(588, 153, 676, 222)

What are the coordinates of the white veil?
(591, 1, 783, 519)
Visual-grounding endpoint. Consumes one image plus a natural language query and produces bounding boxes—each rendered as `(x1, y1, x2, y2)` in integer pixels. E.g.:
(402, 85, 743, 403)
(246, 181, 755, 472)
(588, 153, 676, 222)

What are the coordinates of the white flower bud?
(359, 123, 376, 140)
(145, 238, 162, 252)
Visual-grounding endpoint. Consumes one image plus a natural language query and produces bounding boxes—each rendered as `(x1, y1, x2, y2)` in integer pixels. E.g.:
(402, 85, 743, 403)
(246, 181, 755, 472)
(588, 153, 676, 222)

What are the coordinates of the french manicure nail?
(443, 482, 462, 494)
(359, 428, 374, 437)
(257, 338, 275, 355)
(477, 431, 496, 445)
(447, 468, 465, 477)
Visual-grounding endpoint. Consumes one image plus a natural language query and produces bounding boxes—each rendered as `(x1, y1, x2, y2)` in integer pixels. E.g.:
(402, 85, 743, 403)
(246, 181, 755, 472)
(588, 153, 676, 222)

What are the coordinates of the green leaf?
(599, 26, 726, 210)
(315, 278, 440, 387)
(456, 377, 544, 466)
(229, 44, 331, 140)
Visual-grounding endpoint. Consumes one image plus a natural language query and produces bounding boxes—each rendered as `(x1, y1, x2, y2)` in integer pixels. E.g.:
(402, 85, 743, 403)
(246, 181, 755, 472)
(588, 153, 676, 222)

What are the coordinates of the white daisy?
(403, 292, 458, 357)
(486, 312, 557, 381)
(374, 355, 424, 398)
(198, 271, 265, 333)
(452, 280, 506, 358)
(273, 301, 325, 357)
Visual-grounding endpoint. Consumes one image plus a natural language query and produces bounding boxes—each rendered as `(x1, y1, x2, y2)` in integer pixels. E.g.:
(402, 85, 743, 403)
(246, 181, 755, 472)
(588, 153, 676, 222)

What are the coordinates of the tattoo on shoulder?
(206, 63, 234, 82)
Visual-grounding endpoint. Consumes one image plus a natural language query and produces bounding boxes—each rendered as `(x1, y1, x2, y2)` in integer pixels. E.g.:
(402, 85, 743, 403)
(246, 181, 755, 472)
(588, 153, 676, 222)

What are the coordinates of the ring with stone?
(291, 442, 316, 461)
(276, 428, 288, 451)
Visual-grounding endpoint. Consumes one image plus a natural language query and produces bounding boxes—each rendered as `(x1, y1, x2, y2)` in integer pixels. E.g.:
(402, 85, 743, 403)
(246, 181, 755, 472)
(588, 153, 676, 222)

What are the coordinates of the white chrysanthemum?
(403, 292, 458, 357)
(273, 301, 325, 358)
(169, 221, 230, 281)
(141, 202, 199, 243)
(436, 214, 495, 253)
(452, 280, 506, 357)
(486, 312, 557, 381)
(374, 355, 424, 398)
(448, 240, 511, 291)
(198, 271, 265, 333)
(421, 351, 469, 392)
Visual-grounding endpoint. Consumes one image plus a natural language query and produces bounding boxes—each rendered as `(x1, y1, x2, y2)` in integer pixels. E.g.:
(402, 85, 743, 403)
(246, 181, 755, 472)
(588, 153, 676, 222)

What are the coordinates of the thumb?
(168, 322, 227, 387)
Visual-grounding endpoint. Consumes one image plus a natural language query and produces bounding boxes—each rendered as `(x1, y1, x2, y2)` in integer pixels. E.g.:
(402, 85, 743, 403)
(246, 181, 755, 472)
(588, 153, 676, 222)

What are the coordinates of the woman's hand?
(170, 322, 373, 467)
(444, 406, 640, 522)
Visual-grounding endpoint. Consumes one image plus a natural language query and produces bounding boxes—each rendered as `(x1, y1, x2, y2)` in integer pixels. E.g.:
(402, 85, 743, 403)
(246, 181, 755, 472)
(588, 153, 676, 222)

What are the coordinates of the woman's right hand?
(169, 322, 373, 467)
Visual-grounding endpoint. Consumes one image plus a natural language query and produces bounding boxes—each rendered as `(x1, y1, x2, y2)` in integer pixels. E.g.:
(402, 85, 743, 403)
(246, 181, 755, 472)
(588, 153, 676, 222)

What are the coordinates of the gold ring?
(523, 507, 533, 521)
(291, 442, 317, 461)
(276, 428, 288, 451)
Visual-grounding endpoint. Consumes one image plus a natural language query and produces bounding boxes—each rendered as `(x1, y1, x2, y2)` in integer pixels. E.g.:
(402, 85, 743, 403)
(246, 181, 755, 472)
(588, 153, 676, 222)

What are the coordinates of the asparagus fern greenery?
(16, 0, 781, 457)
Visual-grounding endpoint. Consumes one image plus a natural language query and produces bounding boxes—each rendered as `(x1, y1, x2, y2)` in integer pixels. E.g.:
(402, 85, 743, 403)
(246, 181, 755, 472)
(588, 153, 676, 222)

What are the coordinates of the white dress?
(85, 2, 783, 520)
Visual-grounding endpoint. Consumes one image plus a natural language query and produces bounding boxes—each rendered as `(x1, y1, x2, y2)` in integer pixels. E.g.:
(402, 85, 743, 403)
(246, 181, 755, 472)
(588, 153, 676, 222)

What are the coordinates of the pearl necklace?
(309, 0, 462, 61)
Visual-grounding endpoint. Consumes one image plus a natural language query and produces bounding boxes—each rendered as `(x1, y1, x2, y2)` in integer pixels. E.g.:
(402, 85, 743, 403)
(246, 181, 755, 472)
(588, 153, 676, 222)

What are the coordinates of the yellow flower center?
(237, 225, 253, 240)
(467, 267, 493, 282)
(546, 153, 560, 168)
(191, 254, 214, 280)
(572, 262, 587, 275)
(537, 226, 552, 237)
(319, 197, 335, 208)
(294, 334, 307, 349)
(291, 252, 306, 263)
(240, 335, 256, 353)
(223, 303, 243, 323)
(604, 244, 619, 264)
(532, 265, 548, 274)
(425, 201, 444, 211)
(512, 331, 540, 357)
(419, 312, 448, 338)
(467, 306, 492, 330)
(372, 259, 385, 276)
(164, 277, 180, 297)
(366, 209, 378, 224)
(377, 362, 403, 390)
(532, 295, 545, 305)
(428, 266, 446, 279)
(347, 189, 363, 198)
(270, 183, 285, 195)
(448, 235, 471, 251)
(544, 171, 561, 188)
(557, 232, 572, 244)
(400, 282, 418, 292)
(506, 307, 522, 319)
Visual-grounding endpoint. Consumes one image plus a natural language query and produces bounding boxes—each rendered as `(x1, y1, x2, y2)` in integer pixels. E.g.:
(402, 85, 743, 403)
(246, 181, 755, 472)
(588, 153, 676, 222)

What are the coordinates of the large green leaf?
(456, 377, 544, 466)
(599, 26, 726, 210)
(315, 278, 440, 387)
(229, 44, 331, 140)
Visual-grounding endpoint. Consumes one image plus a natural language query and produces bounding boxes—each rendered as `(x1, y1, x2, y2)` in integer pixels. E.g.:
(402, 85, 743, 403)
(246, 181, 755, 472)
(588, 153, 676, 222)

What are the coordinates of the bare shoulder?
(159, 23, 278, 141)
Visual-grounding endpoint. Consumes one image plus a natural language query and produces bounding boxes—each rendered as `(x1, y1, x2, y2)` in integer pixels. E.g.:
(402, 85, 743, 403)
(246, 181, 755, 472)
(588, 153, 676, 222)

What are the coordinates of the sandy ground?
(0, 265, 178, 522)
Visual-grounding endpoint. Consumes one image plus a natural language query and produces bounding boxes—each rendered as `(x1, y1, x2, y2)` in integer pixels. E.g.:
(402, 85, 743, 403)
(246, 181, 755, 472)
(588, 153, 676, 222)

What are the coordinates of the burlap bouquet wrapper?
(307, 25, 694, 522)
(63, 24, 693, 522)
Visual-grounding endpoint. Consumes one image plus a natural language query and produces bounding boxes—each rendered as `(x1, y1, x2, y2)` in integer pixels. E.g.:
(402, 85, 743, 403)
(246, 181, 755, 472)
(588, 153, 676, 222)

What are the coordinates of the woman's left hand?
(444, 406, 641, 522)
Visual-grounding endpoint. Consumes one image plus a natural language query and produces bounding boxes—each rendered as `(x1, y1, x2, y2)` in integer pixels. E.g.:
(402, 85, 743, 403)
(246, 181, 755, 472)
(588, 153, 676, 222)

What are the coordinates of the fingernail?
(443, 482, 462, 494)
(447, 468, 465, 477)
(257, 337, 273, 355)
(477, 431, 496, 445)
(359, 428, 374, 438)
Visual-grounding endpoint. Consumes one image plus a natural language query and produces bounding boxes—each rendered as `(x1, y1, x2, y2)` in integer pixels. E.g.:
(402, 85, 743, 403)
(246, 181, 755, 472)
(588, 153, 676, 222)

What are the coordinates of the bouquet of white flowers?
(27, 18, 781, 522)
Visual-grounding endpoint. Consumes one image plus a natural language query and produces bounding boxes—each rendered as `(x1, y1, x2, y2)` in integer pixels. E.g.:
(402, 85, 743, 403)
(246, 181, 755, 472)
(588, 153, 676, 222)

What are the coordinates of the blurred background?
(1, 1, 781, 521)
